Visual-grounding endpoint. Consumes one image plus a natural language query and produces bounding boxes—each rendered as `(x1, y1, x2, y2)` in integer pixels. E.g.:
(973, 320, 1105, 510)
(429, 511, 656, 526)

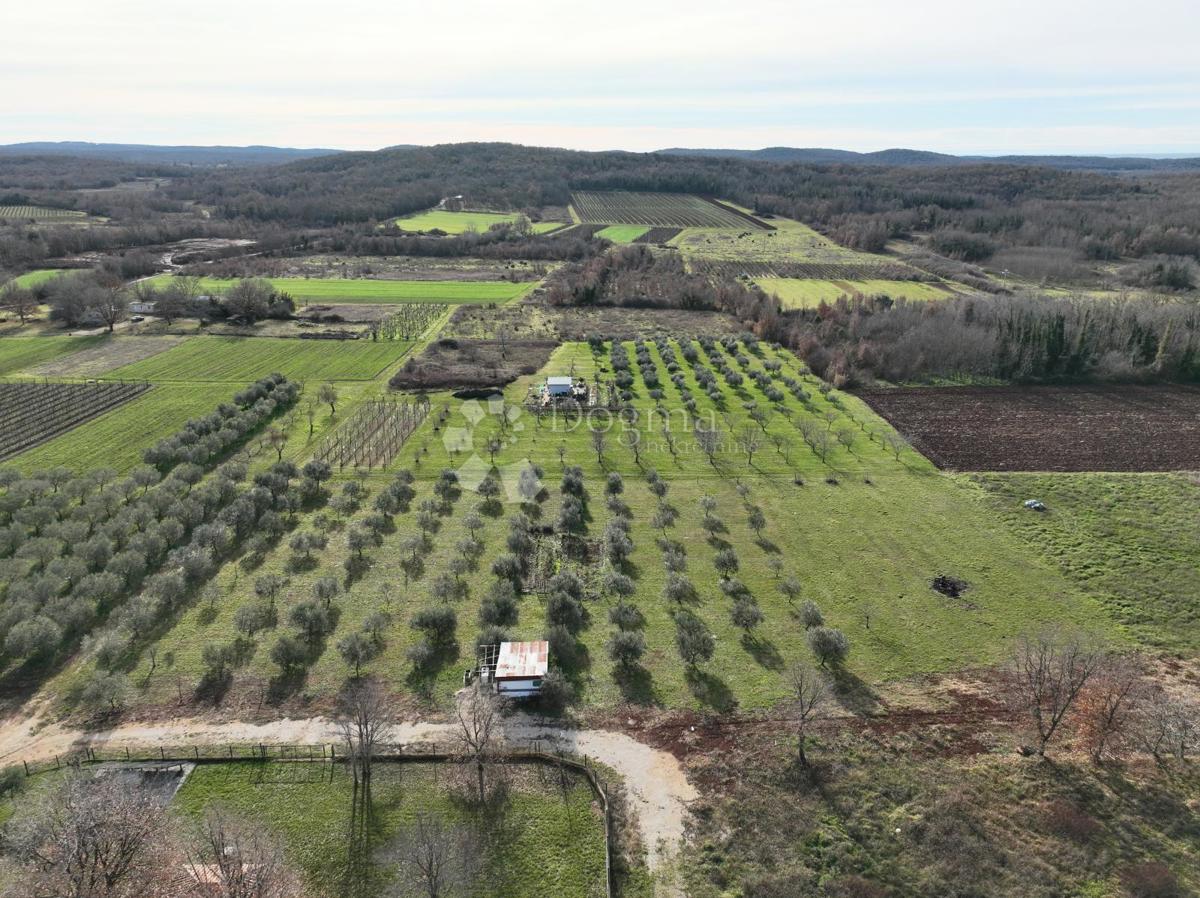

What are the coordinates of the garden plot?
(26, 336, 186, 377)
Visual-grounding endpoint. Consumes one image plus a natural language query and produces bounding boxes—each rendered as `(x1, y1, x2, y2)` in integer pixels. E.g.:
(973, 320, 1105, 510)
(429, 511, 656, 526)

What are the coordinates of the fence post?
(22, 760, 28, 776)
(160, 747, 165, 761)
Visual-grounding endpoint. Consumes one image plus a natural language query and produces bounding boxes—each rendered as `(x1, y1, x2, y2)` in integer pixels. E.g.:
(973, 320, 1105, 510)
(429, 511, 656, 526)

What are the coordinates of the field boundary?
(18, 741, 616, 898)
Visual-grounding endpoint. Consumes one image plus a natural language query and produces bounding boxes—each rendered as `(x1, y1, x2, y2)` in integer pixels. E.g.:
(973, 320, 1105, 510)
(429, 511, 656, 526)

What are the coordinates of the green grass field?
(144, 275, 537, 305)
(7, 382, 240, 473)
(972, 472, 1200, 652)
(5, 269, 71, 289)
(595, 225, 650, 243)
(758, 277, 954, 308)
(391, 210, 563, 235)
(174, 762, 608, 898)
(82, 338, 1118, 716)
(0, 335, 106, 376)
(105, 336, 413, 382)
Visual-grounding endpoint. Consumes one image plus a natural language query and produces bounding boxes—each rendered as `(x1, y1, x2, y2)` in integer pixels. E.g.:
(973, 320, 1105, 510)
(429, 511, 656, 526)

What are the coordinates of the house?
(479, 640, 549, 698)
(129, 300, 157, 315)
(546, 376, 574, 398)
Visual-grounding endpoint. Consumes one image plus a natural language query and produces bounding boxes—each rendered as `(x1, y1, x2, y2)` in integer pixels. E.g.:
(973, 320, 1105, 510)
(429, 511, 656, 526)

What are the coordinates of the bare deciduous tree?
(335, 677, 391, 788)
(1010, 629, 1103, 756)
(1075, 653, 1145, 763)
(454, 686, 501, 804)
(387, 812, 477, 898)
(184, 808, 303, 898)
(789, 662, 828, 770)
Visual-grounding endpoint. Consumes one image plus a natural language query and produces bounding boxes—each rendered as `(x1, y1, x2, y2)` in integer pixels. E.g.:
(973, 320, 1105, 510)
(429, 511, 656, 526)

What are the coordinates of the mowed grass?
(972, 472, 1200, 652)
(144, 275, 537, 305)
(391, 209, 563, 235)
(8, 382, 238, 473)
(758, 277, 954, 308)
(595, 225, 650, 243)
(0, 335, 107, 376)
(106, 336, 413, 382)
(100, 339, 1119, 716)
(173, 762, 608, 898)
(6, 268, 70, 289)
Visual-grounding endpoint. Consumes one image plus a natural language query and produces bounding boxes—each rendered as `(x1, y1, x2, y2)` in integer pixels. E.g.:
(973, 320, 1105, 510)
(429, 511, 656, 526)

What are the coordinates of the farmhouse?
(539, 375, 589, 406)
(477, 640, 549, 698)
(547, 375, 574, 397)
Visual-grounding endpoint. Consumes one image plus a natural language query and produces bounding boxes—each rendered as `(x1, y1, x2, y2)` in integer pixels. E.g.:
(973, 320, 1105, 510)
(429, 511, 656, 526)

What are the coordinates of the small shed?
(546, 376, 574, 398)
(491, 640, 549, 698)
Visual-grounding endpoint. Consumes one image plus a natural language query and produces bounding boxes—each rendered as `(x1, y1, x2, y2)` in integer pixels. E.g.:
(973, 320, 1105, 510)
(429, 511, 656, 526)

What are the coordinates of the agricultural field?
(758, 276, 955, 308)
(145, 275, 537, 305)
(85, 338, 1117, 716)
(571, 191, 767, 229)
(25, 335, 185, 377)
(0, 381, 149, 460)
(106, 335, 414, 382)
(0, 205, 86, 221)
(6, 381, 240, 472)
(973, 472, 1200, 652)
(860, 385, 1200, 471)
(391, 209, 564, 235)
(0, 335, 107, 377)
(595, 224, 650, 243)
(677, 215, 896, 265)
(4, 268, 71, 289)
(174, 762, 609, 898)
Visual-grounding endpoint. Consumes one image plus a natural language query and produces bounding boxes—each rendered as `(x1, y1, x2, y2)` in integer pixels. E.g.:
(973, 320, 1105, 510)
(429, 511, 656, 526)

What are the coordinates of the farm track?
(0, 710, 697, 873)
(859, 384, 1200, 471)
(0, 381, 150, 460)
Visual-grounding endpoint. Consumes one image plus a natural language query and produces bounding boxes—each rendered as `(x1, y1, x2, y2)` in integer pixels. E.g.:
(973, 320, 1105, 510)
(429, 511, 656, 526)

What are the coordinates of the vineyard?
(686, 259, 922, 280)
(375, 303, 446, 340)
(0, 380, 150, 460)
(0, 205, 87, 221)
(633, 227, 683, 244)
(314, 396, 432, 469)
(571, 191, 770, 229)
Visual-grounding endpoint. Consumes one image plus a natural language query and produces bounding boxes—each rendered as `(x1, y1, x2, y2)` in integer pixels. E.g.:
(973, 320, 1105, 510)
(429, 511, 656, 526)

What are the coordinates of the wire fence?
(18, 739, 615, 898)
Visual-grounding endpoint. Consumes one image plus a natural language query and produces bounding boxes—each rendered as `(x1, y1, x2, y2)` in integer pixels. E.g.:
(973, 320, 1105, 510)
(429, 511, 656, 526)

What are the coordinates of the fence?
(18, 738, 616, 898)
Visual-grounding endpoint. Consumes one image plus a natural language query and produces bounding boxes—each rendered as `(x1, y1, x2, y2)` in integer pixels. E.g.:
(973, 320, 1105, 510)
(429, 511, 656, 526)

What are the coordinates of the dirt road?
(0, 710, 696, 873)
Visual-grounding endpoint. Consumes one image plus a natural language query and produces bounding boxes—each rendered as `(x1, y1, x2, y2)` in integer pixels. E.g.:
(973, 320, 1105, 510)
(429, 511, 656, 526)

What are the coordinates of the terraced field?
(106, 336, 414, 382)
(144, 275, 537, 305)
(572, 191, 767, 228)
(391, 209, 564, 234)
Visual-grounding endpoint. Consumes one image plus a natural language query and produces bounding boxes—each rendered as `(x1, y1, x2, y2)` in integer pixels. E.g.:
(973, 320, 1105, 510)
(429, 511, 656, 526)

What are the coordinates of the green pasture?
(758, 277, 954, 308)
(105, 336, 413, 383)
(5, 269, 72, 290)
(391, 210, 563, 235)
(144, 275, 536, 305)
(595, 225, 650, 243)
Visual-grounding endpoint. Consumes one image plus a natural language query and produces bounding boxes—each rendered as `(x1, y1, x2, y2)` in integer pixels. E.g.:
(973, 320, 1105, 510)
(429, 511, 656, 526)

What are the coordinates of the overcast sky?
(4, 0, 1199, 154)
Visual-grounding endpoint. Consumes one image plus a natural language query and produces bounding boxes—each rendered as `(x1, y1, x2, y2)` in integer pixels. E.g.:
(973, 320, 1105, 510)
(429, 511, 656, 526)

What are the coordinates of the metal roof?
(495, 640, 549, 679)
(547, 376, 574, 385)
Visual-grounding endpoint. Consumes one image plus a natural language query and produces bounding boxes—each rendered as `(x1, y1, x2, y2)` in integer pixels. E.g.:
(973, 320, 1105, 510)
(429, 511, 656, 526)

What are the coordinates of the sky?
(3, 0, 1200, 155)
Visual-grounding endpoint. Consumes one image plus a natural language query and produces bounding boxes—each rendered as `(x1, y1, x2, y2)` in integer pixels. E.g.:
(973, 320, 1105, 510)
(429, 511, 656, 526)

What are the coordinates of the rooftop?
(495, 640, 549, 679)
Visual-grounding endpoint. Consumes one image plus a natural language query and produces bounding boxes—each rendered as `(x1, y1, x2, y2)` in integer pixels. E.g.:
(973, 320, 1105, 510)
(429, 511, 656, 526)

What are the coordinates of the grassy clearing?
(758, 277, 954, 308)
(105, 336, 413, 383)
(144, 276, 537, 305)
(676, 216, 872, 263)
(5, 269, 70, 289)
(95, 338, 1118, 716)
(595, 225, 650, 243)
(7, 382, 239, 473)
(391, 210, 563, 235)
(972, 472, 1200, 652)
(173, 762, 608, 898)
(0, 335, 107, 377)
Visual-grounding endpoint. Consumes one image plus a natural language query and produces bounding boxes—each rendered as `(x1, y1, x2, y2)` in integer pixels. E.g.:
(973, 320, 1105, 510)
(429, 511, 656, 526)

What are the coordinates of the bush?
(1120, 862, 1181, 898)
(1045, 798, 1102, 843)
(536, 668, 573, 714)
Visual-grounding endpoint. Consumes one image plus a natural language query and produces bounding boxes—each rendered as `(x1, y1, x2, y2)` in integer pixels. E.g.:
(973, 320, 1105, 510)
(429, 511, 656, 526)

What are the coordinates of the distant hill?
(658, 146, 1200, 171)
(0, 142, 344, 166)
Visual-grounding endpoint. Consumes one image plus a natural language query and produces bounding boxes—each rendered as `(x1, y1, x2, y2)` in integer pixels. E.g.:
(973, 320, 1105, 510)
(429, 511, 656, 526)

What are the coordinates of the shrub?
(1120, 862, 1181, 898)
(537, 668, 574, 714)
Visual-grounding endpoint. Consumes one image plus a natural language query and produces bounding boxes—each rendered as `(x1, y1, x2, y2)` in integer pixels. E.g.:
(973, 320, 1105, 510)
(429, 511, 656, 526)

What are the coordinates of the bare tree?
(335, 677, 391, 788)
(184, 807, 303, 898)
(4, 772, 175, 898)
(454, 686, 501, 804)
(882, 431, 909, 461)
(589, 426, 606, 465)
(388, 812, 476, 898)
(1, 282, 38, 323)
(789, 663, 828, 769)
(1075, 653, 1145, 763)
(694, 423, 720, 465)
(1010, 629, 1103, 756)
(1133, 688, 1199, 763)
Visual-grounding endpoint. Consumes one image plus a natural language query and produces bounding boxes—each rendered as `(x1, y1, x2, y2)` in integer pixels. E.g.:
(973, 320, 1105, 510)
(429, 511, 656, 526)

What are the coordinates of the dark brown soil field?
(389, 338, 556, 390)
(858, 384, 1200, 471)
